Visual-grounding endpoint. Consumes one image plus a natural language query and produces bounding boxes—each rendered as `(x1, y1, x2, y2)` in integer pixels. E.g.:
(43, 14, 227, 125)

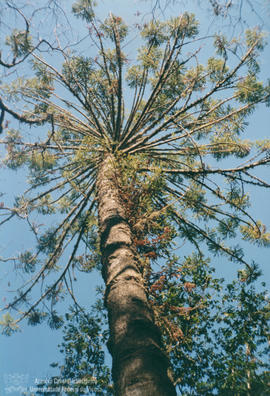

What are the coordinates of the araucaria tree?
(0, 1, 270, 395)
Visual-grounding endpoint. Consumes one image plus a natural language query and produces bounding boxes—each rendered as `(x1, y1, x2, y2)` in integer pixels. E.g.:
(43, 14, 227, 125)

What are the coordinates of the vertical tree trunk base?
(97, 154, 177, 396)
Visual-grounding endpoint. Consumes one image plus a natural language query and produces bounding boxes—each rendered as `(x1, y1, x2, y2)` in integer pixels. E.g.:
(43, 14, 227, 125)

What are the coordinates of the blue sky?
(0, 1, 270, 395)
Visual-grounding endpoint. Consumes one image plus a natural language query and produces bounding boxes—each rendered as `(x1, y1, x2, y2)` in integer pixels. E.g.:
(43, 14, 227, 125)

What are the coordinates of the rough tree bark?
(96, 153, 176, 396)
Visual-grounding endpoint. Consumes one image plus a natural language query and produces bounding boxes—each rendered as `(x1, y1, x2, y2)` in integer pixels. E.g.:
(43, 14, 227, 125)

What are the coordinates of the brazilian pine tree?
(0, 1, 270, 395)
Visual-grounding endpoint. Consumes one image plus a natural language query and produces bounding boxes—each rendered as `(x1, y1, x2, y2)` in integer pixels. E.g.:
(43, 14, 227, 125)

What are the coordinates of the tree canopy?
(0, 0, 270, 394)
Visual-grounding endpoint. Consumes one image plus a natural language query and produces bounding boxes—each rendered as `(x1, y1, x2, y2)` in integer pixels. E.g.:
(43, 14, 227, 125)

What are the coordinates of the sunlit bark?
(97, 153, 176, 395)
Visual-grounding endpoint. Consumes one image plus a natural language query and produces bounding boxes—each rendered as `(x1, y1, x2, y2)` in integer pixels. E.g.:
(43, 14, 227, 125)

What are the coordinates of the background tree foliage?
(0, 0, 270, 394)
(35, 263, 270, 395)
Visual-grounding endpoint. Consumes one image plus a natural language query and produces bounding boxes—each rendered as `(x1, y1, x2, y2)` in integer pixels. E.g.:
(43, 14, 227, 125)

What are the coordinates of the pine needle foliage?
(0, 1, 270, 393)
(0, 0, 269, 334)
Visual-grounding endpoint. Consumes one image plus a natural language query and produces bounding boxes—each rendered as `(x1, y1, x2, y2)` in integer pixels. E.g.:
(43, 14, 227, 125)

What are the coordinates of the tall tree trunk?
(97, 153, 176, 396)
